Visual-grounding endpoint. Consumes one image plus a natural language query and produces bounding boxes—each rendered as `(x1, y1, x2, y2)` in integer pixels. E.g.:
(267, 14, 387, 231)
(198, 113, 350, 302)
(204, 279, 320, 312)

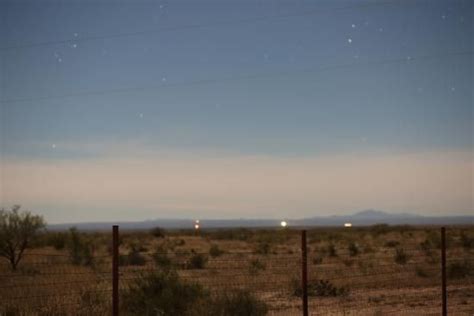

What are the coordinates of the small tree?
(0, 205, 45, 271)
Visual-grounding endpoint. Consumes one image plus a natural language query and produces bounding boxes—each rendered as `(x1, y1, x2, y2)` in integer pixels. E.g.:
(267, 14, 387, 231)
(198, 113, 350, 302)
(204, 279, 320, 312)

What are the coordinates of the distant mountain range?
(48, 210, 474, 231)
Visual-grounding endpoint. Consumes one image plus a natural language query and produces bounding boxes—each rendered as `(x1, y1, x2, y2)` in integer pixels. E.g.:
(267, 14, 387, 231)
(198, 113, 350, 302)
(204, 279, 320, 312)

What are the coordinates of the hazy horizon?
(1, 0, 473, 223)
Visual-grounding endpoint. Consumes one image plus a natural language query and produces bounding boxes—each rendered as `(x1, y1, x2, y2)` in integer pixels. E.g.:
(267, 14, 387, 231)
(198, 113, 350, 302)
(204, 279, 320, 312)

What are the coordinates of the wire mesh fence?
(0, 226, 473, 315)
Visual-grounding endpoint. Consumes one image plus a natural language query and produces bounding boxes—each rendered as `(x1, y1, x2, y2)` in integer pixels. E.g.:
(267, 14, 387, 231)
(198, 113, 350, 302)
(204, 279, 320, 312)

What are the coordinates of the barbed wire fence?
(1, 226, 473, 315)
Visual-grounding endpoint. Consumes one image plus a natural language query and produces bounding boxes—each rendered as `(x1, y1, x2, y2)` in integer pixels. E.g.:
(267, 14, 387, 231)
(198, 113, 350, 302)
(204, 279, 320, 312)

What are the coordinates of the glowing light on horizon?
(280, 221, 287, 227)
(344, 223, 352, 227)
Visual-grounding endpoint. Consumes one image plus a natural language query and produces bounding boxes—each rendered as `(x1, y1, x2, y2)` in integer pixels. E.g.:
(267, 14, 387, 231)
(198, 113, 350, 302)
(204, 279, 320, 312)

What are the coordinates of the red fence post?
(113, 225, 119, 316)
(301, 230, 308, 316)
(441, 226, 447, 316)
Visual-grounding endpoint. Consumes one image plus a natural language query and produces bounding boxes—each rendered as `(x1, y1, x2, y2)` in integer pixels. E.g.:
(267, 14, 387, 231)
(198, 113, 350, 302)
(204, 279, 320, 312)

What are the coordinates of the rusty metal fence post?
(113, 225, 119, 316)
(441, 226, 447, 316)
(301, 230, 308, 316)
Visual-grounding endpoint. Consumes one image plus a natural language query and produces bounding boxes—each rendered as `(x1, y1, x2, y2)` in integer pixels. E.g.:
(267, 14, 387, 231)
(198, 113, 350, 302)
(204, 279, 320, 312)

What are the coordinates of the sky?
(0, 0, 472, 223)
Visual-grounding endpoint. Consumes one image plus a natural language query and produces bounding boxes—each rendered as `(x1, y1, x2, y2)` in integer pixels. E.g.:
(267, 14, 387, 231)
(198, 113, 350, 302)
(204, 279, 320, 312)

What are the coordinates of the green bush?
(150, 227, 165, 238)
(394, 247, 409, 265)
(249, 259, 266, 274)
(67, 227, 95, 266)
(122, 270, 207, 315)
(209, 289, 268, 316)
(348, 242, 359, 256)
(447, 260, 473, 279)
(153, 252, 173, 270)
(327, 243, 337, 257)
(128, 249, 147, 266)
(460, 232, 474, 250)
(256, 242, 271, 255)
(415, 266, 430, 278)
(384, 240, 400, 248)
(370, 224, 390, 236)
(120, 247, 147, 266)
(312, 256, 323, 265)
(204, 228, 252, 241)
(187, 253, 207, 269)
(209, 244, 224, 257)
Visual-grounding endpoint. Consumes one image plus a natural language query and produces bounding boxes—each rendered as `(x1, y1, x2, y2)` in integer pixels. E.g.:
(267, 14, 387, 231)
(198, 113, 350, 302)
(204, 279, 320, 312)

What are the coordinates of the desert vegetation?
(0, 215, 473, 315)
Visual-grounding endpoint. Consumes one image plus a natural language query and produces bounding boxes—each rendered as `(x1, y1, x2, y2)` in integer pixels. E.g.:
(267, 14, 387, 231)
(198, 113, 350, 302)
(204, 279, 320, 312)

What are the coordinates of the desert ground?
(1, 225, 473, 315)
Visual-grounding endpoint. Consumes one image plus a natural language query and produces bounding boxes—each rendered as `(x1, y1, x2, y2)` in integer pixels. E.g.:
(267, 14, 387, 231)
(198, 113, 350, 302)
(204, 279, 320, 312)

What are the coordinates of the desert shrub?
(393, 225, 412, 235)
(460, 232, 474, 250)
(447, 260, 473, 279)
(0, 206, 46, 271)
(348, 242, 359, 256)
(120, 247, 147, 266)
(209, 289, 268, 316)
(327, 243, 337, 257)
(368, 295, 385, 303)
(150, 227, 165, 238)
(363, 244, 375, 253)
(209, 244, 224, 257)
(370, 224, 390, 236)
(294, 279, 348, 297)
(384, 240, 400, 248)
(205, 228, 252, 241)
(256, 242, 271, 255)
(153, 250, 173, 270)
(312, 256, 323, 265)
(249, 259, 266, 274)
(128, 249, 147, 266)
(153, 253, 172, 269)
(394, 247, 409, 265)
(415, 266, 430, 278)
(122, 270, 207, 315)
(67, 227, 95, 266)
(187, 253, 207, 269)
(17, 265, 40, 276)
(425, 230, 441, 249)
(45, 232, 69, 250)
(79, 288, 106, 312)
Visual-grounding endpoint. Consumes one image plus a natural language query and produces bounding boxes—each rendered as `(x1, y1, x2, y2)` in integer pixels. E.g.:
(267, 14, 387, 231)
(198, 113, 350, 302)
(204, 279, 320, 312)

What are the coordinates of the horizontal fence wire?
(0, 227, 473, 315)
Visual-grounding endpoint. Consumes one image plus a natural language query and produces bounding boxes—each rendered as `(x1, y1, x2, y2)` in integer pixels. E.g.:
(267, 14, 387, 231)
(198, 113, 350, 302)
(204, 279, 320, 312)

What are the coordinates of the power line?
(1, 50, 471, 104)
(0, 0, 402, 51)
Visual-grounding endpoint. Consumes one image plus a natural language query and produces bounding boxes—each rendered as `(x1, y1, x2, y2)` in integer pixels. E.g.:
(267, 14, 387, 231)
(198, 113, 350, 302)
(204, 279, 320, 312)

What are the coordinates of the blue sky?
(0, 0, 472, 223)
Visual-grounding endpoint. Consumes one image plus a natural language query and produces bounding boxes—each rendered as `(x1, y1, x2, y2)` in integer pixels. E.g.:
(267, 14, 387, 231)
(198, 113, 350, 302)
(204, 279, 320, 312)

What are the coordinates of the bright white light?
(351, 24, 356, 28)
(344, 223, 352, 227)
(57, 58, 62, 63)
(194, 224, 200, 230)
(72, 43, 77, 48)
(347, 38, 352, 43)
(280, 221, 287, 228)
(195, 219, 200, 224)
